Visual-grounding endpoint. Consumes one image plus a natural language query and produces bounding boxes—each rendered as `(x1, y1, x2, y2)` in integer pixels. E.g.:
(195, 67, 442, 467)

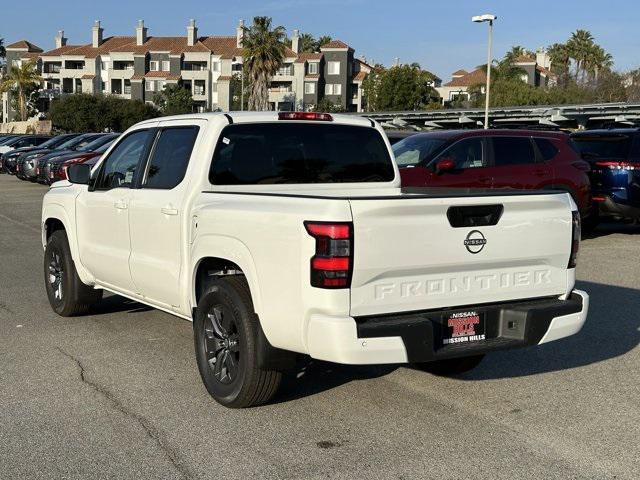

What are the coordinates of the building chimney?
(92, 20, 103, 48)
(136, 19, 148, 46)
(236, 19, 245, 48)
(291, 29, 300, 54)
(536, 47, 551, 69)
(55, 30, 67, 49)
(187, 19, 198, 46)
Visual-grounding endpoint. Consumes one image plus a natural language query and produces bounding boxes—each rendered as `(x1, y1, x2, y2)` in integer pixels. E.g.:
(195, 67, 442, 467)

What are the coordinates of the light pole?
(472, 14, 497, 129)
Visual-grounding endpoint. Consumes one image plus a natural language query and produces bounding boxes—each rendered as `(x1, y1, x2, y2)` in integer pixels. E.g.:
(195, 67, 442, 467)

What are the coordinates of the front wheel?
(44, 230, 102, 316)
(193, 276, 282, 408)
(412, 354, 485, 376)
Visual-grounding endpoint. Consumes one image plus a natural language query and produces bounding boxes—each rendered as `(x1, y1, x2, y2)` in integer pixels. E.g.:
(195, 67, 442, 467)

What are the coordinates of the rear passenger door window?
(492, 137, 536, 166)
(534, 138, 559, 161)
(143, 127, 199, 189)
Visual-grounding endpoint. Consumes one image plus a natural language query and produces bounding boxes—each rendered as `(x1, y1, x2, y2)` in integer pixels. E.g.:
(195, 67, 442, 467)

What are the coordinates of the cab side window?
(94, 130, 150, 190)
(437, 137, 486, 169)
(493, 137, 536, 166)
(143, 127, 199, 190)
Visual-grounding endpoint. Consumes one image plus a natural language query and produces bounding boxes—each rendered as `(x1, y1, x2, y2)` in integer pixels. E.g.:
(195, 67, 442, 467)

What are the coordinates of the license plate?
(442, 310, 486, 345)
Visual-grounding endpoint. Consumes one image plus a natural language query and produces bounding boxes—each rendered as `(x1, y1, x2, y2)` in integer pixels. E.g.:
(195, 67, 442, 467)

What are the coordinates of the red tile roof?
(110, 36, 210, 54)
(321, 40, 350, 49)
(295, 52, 323, 63)
(352, 71, 367, 82)
(536, 65, 557, 78)
(217, 75, 233, 81)
(60, 36, 137, 58)
(452, 69, 468, 76)
(41, 45, 84, 56)
(20, 53, 41, 60)
(201, 36, 242, 59)
(81, 74, 96, 79)
(6, 40, 43, 51)
(304, 74, 320, 80)
(444, 68, 486, 87)
(513, 54, 536, 63)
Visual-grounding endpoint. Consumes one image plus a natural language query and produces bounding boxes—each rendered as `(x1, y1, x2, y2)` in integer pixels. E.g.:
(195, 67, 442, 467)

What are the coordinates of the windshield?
(392, 135, 449, 167)
(77, 135, 115, 152)
(57, 135, 92, 150)
(38, 135, 72, 149)
(210, 123, 395, 185)
(571, 134, 632, 160)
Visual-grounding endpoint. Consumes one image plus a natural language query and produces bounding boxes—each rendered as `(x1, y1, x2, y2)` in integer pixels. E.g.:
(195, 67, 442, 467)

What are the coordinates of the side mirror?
(435, 158, 456, 174)
(67, 163, 91, 185)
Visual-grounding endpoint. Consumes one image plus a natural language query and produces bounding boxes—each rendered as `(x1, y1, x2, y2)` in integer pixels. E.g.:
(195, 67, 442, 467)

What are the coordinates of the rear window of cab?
(209, 123, 395, 185)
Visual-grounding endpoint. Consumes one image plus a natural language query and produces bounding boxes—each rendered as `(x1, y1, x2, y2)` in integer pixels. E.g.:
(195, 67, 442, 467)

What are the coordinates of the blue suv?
(570, 129, 640, 223)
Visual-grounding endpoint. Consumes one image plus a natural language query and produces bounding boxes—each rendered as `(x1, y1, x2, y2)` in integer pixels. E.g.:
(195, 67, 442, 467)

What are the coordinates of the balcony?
(43, 63, 62, 74)
(64, 61, 85, 70)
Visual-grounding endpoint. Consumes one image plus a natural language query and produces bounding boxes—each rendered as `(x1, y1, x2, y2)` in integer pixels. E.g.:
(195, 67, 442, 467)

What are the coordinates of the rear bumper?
(306, 290, 588, 364)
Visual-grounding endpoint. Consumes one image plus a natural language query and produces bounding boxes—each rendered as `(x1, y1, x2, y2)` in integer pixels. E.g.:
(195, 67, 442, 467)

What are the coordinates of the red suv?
(393, 129, 592, 218)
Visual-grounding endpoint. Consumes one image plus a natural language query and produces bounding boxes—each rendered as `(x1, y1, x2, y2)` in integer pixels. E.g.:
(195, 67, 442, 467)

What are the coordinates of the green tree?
(153, 84, 194, 115)
(242, 16, 286, 111)
(314, 97, 346, 113)
(230, 71, 249, 111)
(0, 60, 42, 120)
(48, 94, 158, 132)
(363, 64, 439, 111)
(0, 37, 6, 60)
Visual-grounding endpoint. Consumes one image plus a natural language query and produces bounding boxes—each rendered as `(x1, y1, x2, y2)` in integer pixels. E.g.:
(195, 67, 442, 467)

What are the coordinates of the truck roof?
(139, 111, 375, 128)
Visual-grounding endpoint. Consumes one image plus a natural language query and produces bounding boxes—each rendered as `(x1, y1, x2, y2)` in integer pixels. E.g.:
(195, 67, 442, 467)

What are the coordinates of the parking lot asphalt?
(0, 174, 638, 479)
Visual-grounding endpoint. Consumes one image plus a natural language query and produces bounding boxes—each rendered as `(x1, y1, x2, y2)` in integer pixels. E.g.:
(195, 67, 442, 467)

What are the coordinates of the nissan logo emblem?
(464, 230, 487, 254)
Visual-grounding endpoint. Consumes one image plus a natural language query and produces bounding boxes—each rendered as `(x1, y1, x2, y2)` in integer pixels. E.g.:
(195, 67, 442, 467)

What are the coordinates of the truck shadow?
(274, 280, 638, 401)
(583, 220, 640, 239)
(457, 280, 639, 380)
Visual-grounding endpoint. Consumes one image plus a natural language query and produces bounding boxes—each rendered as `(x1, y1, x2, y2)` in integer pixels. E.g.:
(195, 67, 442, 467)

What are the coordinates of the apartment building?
(2, 20, 371, 122)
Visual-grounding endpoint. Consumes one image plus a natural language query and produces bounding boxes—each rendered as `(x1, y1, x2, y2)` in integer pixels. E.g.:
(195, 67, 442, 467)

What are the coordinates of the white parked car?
(42, 112, 588, 407)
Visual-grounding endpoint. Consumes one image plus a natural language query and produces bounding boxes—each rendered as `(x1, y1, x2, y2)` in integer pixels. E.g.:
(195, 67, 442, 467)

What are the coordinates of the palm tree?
(0, 60, 42, 121)
(316, 36, 332, 51)
(299, 33, 316, 53)
(567, 29, 596, 82)
(0, 37, 6, 59)
(242, 16, 286, 111)
(502, 46, 533, 65)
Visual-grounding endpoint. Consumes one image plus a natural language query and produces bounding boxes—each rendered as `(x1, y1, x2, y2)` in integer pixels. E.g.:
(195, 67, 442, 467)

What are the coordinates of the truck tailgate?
(349, 192, 573, 317)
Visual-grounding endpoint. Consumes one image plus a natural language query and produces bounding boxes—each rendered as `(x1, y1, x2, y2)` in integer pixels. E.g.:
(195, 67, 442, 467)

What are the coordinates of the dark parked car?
(570, 129, 640, 223)
(45, 135, 119, 184)
(17, 133, 106, 181)
(394, 129, 592, 218)
(38, 133, 118, 184)
(1, 134, 80, 174)
(0, 135, 50, 155)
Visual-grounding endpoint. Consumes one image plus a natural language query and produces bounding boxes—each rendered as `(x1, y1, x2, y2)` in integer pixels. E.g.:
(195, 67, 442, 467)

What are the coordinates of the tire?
(193, 276, 282, 408)
(44, 230, 102, 316)
(413, 354, 485, 376)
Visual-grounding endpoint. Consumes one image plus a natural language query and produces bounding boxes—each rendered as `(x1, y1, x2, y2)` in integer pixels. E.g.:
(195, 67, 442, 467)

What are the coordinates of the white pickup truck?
(42, 112, 588, 408)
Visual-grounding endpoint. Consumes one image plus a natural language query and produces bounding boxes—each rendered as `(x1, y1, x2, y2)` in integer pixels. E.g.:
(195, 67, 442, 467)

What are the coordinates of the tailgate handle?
(447, 204, 504, 228)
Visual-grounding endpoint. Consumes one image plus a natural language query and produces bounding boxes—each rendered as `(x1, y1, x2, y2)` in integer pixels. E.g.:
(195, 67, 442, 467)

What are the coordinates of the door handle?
(114, 200, 128, 210)
(161, 206, 179, 216)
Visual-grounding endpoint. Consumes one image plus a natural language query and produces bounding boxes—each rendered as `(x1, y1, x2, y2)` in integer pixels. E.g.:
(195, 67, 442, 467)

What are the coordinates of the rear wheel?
(44, 230, 102, 316)
(413, 354, 485, 376)
(193, 276, 282, 408)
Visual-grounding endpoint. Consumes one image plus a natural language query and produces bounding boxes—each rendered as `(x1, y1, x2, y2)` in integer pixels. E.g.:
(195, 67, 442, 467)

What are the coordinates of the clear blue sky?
(3, 0, 639, 80)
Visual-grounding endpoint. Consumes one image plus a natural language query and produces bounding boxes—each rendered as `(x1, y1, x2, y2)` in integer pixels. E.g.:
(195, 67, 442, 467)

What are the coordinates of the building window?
(328, 61, 340, 75)
(101, 61, 109, 71)
(124, 79, 131, 94)
(325, 83, 341, 95)
(194, 80, 206, 95)
(212, 61, 220, 72)
(211, 82, 218, 93)
(101, 81, 106, 92)
(277, 63, 292, 76)
(308, 62, 318, 75)
(162, 60, 170, 72)
(304, 82, 315, 94)
(145, 80, 155, 91)
(150, 61, 160, 71)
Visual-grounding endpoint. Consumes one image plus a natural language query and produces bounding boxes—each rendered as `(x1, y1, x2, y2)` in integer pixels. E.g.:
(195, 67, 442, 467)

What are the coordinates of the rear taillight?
(568, 210, 580, 269)
(305, 221, 353, 288)
(594, 161, 637, 171)
(279, 111, 333, 121)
